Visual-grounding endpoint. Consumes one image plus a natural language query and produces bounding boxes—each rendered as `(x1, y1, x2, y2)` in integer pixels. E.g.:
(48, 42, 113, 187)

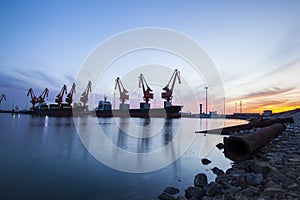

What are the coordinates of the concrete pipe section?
(224, 123, 286, 162)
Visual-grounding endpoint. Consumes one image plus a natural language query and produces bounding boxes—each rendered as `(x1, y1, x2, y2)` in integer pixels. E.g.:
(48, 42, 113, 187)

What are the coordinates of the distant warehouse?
(231, 112, 261, 120)
(263, 110, 273, 117)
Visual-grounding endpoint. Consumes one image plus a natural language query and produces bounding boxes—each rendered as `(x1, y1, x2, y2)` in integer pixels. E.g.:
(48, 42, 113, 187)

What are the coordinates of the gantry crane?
(55, 84, 67, 106)
(161, 69, 181, 103)
(80, 81, 91, 109)
(138, 74, 153, 103)
(37, 88, 49, 104)
(114, 77, 129, 104)
(66, 83, 75, 105)
(0, 94, 6, 104)
(27, 88, 38, 110)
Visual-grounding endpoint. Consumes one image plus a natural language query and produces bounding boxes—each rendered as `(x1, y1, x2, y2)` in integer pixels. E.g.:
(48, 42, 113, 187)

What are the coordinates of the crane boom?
(66, 83, 76, 105)
(114, 77, 129, 104)
(37, 88, 49, 104)
(80, 81, 92, 109)
(138, 74, 153, 103)
(55, 84, 67, 106)
(161, 69, 181, 103)
(27, 88, 38, 110)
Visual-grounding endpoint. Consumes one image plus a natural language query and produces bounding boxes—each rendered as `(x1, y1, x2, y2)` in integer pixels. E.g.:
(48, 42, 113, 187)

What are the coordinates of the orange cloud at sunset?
(226, 88, 300, 114)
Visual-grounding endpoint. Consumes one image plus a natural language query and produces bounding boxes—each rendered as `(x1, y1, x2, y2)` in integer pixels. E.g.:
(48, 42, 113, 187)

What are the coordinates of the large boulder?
(203, 181, 220, 196)
(246, 173, 263, 186)
(185, 186, 205, 199)
(194, 173, 208, 187)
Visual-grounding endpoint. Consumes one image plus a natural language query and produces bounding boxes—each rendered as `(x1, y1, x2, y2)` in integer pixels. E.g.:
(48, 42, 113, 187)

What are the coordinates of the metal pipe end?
(224, 137, 250, 162)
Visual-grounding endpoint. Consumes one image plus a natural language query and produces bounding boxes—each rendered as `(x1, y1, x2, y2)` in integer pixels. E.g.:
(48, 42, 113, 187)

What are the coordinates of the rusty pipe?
(224, 123, 286, 162)
(196, 117, 293, 135)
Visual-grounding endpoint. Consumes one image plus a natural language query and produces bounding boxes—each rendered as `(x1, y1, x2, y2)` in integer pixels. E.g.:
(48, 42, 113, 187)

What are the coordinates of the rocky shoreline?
(158, 118, 300, 200)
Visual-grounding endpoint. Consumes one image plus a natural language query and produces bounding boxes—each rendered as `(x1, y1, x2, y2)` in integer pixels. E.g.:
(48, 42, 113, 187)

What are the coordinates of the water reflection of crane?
(162, 119, 180, 177)
(163, 119, 173, 145)
(117, 118, 128, 150)
(136, 118, 151, 170)
(137, 118, 151, 153)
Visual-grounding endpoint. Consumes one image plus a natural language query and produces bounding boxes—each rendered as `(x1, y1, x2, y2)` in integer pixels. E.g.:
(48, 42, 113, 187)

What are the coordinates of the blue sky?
(1, 0, 300, 113)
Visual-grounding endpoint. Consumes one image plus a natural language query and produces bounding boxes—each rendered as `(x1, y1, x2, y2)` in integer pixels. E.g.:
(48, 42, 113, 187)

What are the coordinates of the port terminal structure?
(1, 69, 183, 118)
(95, 69, 183, 118)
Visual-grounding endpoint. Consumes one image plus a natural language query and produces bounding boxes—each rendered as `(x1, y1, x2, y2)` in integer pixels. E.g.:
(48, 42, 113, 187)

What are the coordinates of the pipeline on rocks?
(223, 122, 288, 162)
(195, 117, 294, 135)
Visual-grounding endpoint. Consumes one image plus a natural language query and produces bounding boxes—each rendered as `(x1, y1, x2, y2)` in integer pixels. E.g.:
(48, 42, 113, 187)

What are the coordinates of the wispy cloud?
(264, 57, 300, 77)
(239, 87, 294, 100)
(0, 67, 75, 92)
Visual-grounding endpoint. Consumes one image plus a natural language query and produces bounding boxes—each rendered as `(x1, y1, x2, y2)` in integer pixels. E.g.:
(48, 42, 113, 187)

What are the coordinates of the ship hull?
(32, 107, 85, 117)
(95, 106, 182, 118)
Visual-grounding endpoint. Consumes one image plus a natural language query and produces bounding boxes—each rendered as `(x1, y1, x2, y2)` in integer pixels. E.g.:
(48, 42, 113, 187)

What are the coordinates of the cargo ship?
(28, 82, 91, 117)
(95, 98, 182, 118)
(95, 70, 182, 118)
(26, 69, 183, 118)
(32, 103, 85, 117)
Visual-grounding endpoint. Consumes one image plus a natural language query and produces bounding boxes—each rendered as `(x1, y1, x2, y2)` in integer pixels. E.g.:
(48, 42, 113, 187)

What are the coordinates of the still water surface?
(0, 113, 246, 200)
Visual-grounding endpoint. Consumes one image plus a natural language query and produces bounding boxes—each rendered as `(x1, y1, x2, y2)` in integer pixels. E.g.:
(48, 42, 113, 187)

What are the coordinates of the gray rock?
(185, 186, 205, 199)
(201, 158, 212, 165)
(232, 161, 252, 172)
(261, 187, 286, 198)
(158, 192, 176, 200)
(239, 186, 260, 197)
(265, 179, 281, 188)
(215, 174, 233, 189)
(227, 169, 246, 176)
(175, 196, 186, 200)
(251, 160, 273, 177)
(211, 167, 224, 176)
(234, 193, 249, 199)
(287, 183, 299, 190)
(216, 143, 224, 149)
(225, 186, 242, 195)
(217, 179, 233, 190)
(246, 173, 263, 186)
(201, 196, 214, 200)
(194, 173, 208, 187)
(269, 173, 295, 188)
(203, 181, 220, 196)
(164, 187, 180, 195)
(232, 174, 247, 188)
(286, 191, 300, 198)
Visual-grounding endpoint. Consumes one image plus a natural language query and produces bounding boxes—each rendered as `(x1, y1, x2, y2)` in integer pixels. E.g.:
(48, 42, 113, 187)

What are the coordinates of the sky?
(0, 0, 300, 114)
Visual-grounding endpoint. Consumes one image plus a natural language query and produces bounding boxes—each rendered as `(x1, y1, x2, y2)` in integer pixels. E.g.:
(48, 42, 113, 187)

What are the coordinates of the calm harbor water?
(0, 113, 246, 200)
